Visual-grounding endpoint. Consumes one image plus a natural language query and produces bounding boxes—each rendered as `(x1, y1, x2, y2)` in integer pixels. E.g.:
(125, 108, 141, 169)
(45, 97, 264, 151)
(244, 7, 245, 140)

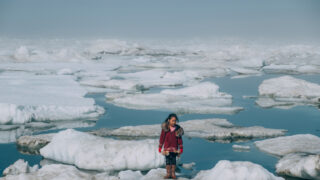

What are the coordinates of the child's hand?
(158, 147, 162, 153)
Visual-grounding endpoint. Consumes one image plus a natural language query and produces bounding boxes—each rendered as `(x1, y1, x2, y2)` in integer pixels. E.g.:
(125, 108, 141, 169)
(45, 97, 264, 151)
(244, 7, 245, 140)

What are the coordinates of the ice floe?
(275, 153, 320, 180)
(256, 76, 320, 109)
(232, 144, 251, 152)
(40, 129, 165, 171)
(0, 119, 96, 144)
(255, 134, 320, 179)
(1, 161, 118, 180)
(193, 160, 284, 180)
(17, 133, 54, 154)
(107, 82, 244, 114)
(91, 118, 286, 142)
(0, 74, 104, 124)
(255, 134, 320, 157)
(181, 162, 196, 170)
(2, 159, 38, 177)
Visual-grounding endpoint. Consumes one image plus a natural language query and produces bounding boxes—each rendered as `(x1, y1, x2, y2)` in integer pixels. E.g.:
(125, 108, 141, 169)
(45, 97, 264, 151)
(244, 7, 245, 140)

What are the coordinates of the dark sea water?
(1, 74, 320, 179)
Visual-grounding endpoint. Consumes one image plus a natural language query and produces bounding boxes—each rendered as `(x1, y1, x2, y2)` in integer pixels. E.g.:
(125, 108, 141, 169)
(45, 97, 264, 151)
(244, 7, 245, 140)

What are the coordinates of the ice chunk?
(259, 76, 320, 98)
(108, 82, 243, 114)
(2, 159, 38, 176)
(181, 162, 196, 170)
(80, 69, 202, 94)
(232, 144, 251, 151)
(1, 163, 118, 180)
(254, 134, 320, 157)
(276, 153, 320, 180)
(0, 120, 95, 144)
(256, 76, 320, 109)
(256, 134, 320, 179)
(17, 133, 54, 154)
(40, 129, 165, 171)
(0, 74, 104, 124)
(193, 160, 284, 180)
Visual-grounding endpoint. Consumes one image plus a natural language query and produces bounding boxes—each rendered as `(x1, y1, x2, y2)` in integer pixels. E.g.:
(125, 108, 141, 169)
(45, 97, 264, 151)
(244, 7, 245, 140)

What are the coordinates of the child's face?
(169, 117, 176, 126)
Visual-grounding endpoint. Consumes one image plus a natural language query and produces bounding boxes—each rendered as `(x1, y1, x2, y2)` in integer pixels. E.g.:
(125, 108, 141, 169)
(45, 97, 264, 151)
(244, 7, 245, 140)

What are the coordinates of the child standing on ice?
(158, 113, 184, 179)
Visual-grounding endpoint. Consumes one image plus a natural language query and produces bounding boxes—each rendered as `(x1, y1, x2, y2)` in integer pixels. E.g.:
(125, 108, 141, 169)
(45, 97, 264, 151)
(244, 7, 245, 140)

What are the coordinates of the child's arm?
(158, 129, 165, 152)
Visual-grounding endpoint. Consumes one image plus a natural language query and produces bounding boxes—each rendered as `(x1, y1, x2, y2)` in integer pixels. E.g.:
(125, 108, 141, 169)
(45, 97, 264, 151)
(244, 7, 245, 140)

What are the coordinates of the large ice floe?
(39, 129, 165, 171)
(0, 73, 104, 143)
(80, 69, 203, 92)
(193, 160, 284, 180)
(91, 118, 286, 142)
(255, 134, 320, 179)
(0, 73, 104, 124)
(106, 82, 244, 114)
(1, 159, 118, 180)
(255, 134, 320, 156)
(256, 76, 320, 109)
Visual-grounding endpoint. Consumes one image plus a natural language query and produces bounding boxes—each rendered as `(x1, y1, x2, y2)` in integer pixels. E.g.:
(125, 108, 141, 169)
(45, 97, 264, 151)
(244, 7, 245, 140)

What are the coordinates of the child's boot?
(164, 165, 171, 179)
(171, 165, 177, 179)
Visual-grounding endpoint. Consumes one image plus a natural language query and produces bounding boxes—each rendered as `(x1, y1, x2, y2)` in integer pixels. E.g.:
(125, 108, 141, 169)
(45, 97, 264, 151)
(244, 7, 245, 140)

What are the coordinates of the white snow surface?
(256, 76, 320, 108)
(0, 74, 104, 124)
(255, 134, 320, 157)
(193, 160, 284, 180)
(108, 82, 243, 114)
(276, 153, 320, 180)
(40, 129, 165, 171)
(1, 163, 118, 180)
(2, 159, 38, 176)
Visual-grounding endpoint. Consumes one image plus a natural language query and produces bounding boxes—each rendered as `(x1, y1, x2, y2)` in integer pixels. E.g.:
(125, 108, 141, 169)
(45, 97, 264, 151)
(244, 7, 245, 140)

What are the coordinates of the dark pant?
(165, 152, 177, 165)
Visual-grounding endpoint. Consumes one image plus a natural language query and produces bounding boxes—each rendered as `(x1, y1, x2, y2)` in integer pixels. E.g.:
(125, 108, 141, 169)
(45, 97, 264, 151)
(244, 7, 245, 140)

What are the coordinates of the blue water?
(1, 74, 320, 179)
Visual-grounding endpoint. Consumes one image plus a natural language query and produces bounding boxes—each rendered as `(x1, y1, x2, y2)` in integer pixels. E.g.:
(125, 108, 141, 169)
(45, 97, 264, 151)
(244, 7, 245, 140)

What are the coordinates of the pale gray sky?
(0, 0, 319, 40)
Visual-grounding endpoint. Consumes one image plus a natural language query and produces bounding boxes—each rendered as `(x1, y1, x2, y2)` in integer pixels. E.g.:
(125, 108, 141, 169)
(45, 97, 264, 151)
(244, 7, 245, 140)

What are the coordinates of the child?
(158, 113, 184, 179)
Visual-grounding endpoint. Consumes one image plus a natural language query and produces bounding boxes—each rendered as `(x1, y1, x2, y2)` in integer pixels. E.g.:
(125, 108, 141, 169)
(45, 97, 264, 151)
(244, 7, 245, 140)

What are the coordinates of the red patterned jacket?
(159, 122, 184, 152)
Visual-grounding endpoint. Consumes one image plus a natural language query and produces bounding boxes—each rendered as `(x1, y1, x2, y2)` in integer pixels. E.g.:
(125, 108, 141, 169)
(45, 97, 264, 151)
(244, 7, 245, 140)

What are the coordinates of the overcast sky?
(0, 0, 319, 40)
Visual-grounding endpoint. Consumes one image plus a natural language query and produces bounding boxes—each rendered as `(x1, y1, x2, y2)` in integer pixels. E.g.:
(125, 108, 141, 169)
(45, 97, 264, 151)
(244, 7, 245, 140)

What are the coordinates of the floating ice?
(40, 129, 165, 171)
(108, 82, 244, 114)
(256, 76, 320, 109)
(255, 134, 320, 156)
(193, 160, 284, 180)
(91, 118, 286, 142)
(181, 162, 196, 170)
(255, 134, 320, 179)
(2, 159, 38, 176)
(276, 153, 320, 180)
(17, 133, 54, 154)
(232, 144, 251, 151)
(0, 74, 104, 124)
(1, 162, 118, 180)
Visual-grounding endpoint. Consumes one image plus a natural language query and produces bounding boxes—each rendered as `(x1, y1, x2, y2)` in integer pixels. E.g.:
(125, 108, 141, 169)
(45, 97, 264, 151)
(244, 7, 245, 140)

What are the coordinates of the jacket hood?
(161, 122, 184, 137)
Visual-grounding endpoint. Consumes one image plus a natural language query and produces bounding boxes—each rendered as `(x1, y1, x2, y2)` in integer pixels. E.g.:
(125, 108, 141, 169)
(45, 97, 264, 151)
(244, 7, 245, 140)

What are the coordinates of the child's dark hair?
(164, 113, 179, 123)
